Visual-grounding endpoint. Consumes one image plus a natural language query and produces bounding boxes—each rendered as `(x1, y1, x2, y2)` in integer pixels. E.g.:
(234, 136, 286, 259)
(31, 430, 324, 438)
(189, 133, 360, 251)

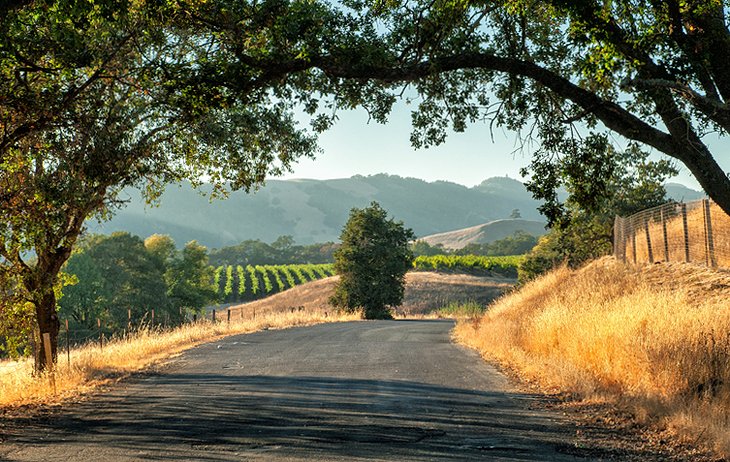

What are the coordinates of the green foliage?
(247, 265, 259, 295)
(454, 231, 539, 257)
(281, 266, 297, 288)
(57, 234, 217, 336)
(60, 233, 170, 331)
(237, 266, 246, 296)
(301, 265, 318, 281)
(519, 143, 678, 282)
(257, 266, 273, 294)
(164, 241, 218, 314)
(213, 266, 225, 295)
(410, 240, 446, 257)
(266, 266, 286, 292)
(208, 237, 337, 267)
(291, 266, 307, 284)
(224, 266, 234, 298)
(330, 202, 414, 319)
(412, 255, 522, 278)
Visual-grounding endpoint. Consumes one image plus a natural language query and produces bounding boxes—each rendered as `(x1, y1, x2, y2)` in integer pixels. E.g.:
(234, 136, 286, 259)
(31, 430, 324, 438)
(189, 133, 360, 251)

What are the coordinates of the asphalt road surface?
(2, 321, 604, 461)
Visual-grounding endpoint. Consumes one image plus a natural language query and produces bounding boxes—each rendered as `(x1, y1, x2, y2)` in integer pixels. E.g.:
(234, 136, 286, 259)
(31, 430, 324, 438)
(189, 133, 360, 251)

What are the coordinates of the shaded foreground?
(0, 320, 663, 461)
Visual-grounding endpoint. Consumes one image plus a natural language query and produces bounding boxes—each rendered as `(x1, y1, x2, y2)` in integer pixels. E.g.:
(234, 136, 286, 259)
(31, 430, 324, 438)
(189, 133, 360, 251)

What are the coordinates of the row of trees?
(411, 231, 539, 258)
(208, 237, 337, 267)
(60, 234, 217, 334)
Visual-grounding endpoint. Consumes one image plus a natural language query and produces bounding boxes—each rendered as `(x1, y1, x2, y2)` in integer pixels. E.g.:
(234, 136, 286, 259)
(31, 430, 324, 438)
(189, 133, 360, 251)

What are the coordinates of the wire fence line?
(613, 198, 730, 268)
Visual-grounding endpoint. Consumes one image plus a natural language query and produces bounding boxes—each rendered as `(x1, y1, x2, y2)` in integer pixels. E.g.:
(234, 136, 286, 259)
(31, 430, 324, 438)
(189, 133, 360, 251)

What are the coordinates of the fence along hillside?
(614, 198, 730, 268)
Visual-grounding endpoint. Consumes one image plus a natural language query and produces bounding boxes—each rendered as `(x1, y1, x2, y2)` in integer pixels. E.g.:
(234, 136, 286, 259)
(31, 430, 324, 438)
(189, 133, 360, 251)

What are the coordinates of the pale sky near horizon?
(281, 100, 721, 191)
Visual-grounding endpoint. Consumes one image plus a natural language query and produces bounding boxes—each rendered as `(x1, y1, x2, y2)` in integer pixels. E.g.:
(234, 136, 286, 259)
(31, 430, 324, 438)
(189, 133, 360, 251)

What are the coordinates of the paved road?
(2, 321, 595, 461)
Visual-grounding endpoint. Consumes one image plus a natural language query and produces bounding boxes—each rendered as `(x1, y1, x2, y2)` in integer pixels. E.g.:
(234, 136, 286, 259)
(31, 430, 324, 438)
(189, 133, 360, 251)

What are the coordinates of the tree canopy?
(4, 0, 730, 369)
(331, 202, 414, 319)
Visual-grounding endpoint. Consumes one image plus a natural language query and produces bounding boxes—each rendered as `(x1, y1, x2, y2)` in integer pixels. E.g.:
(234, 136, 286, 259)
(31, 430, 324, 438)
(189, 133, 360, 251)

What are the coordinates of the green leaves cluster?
(330, 202, 414, 319)
(519, 140, 678, 281)
(58, 233, 216, 332)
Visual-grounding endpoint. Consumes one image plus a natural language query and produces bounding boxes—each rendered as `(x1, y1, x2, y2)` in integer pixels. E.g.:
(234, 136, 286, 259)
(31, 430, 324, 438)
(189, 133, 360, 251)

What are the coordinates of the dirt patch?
(226, 272, 515, 319)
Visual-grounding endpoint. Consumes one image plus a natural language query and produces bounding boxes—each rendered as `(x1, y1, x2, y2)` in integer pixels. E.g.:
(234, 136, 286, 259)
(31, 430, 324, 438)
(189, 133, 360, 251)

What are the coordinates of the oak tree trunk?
(33, 288, 60, 373)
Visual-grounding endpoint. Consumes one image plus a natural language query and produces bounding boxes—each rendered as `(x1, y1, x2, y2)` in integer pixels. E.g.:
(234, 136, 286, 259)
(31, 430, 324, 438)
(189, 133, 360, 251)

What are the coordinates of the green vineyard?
(213, 263, 336, 302)
(412, 255, 523, 278)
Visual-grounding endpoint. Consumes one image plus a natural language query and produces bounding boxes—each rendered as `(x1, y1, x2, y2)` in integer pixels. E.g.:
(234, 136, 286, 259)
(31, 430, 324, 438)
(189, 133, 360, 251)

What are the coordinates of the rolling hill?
(88, 174, 548, 248)
(87, 174, 703, 249)
(418, 219, 548, 250)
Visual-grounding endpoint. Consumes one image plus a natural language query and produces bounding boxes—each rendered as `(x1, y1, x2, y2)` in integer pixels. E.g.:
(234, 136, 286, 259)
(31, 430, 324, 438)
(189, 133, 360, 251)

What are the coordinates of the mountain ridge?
(88, 174, 704, 249)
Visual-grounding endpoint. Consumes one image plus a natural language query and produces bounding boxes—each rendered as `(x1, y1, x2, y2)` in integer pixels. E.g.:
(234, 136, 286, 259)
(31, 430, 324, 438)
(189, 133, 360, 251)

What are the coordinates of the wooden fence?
(614, 198, 730, 268)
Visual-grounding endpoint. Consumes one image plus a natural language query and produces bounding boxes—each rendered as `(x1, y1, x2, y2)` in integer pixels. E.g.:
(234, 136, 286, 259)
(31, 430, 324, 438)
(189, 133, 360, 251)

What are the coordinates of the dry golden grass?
(454, 257, 730, 456)
(0, 310, 358, 409)
(227, 272, 513, 317)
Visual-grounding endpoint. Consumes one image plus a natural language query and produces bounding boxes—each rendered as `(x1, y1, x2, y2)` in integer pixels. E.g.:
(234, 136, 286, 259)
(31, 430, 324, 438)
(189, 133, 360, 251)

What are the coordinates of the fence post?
(631, 227, 637, 264)
(151, 309, 155, 326)
(644, 218, 654, 264)
(127, 308, 132, 331)
(42, 333, 56, 395)
(703, 199, 717, 267)
(681, 203, 690, 262)
(212, 309, 216, 323)
(660, 208, 669, 262)
(65, 319, 70, 368)
(97, 318, 103, 351)
(613, 216, 621, 261)
(227, 309, 231, 327)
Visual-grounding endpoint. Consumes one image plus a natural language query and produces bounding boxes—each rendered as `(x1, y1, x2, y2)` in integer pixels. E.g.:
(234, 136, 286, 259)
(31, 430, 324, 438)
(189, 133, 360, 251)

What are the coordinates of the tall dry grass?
(0, 310, 358, 408)
(454, 257, 730, 455)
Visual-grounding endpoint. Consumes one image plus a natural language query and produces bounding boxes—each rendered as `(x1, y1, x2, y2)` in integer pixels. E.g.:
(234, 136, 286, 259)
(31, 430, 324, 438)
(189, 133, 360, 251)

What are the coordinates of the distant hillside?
(88, 175, 546, 248)
(418, 219, 548, 250)
(87, 174, 703, 249)
(665, 182, 706, 202)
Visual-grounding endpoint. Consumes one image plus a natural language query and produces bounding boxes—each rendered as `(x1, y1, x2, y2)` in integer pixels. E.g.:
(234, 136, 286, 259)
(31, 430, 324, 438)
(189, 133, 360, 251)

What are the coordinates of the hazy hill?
(88, 174, 546, 248)
(88, 174, 703, 249)
(418, 219, 548, 250)
(665, 182, 707, 202)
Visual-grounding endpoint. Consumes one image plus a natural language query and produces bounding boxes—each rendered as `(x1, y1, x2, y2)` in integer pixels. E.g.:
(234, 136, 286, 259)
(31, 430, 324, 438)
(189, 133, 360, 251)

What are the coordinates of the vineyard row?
(213, 263, 335, 302)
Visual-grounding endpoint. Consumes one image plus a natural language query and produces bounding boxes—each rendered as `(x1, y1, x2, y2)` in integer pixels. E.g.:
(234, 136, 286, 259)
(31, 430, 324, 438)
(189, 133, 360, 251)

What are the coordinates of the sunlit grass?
(0, 310, 358, 408)
(454, 257, 730, 456)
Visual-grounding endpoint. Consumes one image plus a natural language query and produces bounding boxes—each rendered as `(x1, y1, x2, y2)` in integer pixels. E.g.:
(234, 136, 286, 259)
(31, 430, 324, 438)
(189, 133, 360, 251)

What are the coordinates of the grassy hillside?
(418, 218, 547, 249)
(88, 175, 548, 248)
(454, 258, 730, 457)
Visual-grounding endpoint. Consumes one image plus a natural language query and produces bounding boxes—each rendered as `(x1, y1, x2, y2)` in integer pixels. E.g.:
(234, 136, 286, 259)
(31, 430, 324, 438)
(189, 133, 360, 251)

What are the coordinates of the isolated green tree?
(330, 203, 414, 319)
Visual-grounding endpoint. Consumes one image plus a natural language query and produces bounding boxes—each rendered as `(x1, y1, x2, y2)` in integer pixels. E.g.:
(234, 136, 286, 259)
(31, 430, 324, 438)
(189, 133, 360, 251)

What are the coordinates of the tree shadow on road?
(2, 373, 674, 461)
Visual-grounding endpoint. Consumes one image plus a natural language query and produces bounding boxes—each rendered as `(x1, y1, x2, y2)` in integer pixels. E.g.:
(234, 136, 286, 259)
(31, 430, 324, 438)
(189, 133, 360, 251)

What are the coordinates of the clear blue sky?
(282, 100, 718, 191)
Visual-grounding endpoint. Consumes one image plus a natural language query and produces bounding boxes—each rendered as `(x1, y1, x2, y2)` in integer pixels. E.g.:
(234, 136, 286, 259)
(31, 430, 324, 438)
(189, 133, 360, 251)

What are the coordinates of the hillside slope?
(88, 175, 547, 248)
(418, 218, 547, 249)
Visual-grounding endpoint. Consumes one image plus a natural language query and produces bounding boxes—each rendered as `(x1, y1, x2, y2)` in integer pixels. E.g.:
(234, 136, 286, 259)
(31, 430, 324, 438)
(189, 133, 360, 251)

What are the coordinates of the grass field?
(454, 257, 730, 456)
